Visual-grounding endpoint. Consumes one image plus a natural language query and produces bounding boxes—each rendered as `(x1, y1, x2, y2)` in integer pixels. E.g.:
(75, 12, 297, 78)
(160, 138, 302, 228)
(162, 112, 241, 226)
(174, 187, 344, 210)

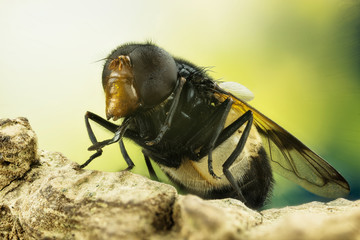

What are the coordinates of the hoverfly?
(82, 42, 350, 209)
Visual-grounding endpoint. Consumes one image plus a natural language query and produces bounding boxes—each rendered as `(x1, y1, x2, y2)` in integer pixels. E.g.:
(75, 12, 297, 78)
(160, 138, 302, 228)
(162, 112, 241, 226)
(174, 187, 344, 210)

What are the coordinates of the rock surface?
(0, 117, 359, 240)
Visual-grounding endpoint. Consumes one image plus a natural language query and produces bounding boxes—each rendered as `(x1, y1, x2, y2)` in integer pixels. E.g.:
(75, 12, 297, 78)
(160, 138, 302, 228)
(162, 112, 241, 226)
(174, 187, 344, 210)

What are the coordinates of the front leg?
(87, 116, 132, 151)
(145, 77, 186, 146)
(81, 111, 114, 168)
(82, 111, 134, 170)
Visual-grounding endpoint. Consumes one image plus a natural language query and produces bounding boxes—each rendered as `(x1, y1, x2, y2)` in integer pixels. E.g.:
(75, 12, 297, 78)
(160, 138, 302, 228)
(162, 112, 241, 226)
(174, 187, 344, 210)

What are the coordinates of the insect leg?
(119, 139, 135, 170)
(145, 77, 186, 146)
(142, 152, 159, 181)
(88, 117, 132, 151)
(200, 98, 233, 179)
(222, 110, 253, 204)
(81, 111, 113, 168)
(183, 98, 233, 176)
(80, 150, 103, 169)
(85, 111, 118, 133)
(82, 111, 134, 170)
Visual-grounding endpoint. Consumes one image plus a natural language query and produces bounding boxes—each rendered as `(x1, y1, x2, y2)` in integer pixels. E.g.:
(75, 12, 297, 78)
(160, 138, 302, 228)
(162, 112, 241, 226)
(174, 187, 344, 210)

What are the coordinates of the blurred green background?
(1, 0, 359, 208)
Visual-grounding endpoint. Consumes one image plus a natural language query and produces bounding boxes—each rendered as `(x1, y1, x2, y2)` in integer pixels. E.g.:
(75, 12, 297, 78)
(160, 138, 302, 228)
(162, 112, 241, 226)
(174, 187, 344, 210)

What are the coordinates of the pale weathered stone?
(0, 117, 359, 240)
(245, 199, 360, 240)
(170, 195, 262, 240)
(1, 149, 178, 239)
(0, 117, 38, 189)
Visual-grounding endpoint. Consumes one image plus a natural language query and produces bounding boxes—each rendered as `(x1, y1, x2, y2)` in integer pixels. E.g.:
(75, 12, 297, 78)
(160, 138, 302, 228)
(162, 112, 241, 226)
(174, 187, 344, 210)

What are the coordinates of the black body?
(126, 59, 229, 168)
(83, 43, 274, 209)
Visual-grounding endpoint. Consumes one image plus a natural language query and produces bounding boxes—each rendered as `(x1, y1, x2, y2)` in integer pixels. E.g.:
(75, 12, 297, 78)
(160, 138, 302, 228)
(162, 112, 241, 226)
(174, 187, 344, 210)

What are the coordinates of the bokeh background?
(1, 0, 359, 208)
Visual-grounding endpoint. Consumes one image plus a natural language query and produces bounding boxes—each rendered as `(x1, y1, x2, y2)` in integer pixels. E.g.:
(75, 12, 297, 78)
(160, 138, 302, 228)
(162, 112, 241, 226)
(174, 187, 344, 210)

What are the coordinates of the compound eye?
(130, 46, 178, 107)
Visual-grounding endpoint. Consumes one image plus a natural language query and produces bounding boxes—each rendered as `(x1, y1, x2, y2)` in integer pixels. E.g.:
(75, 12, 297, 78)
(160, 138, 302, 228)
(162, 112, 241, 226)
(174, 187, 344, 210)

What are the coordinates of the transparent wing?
(214, 91, 350, 198)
